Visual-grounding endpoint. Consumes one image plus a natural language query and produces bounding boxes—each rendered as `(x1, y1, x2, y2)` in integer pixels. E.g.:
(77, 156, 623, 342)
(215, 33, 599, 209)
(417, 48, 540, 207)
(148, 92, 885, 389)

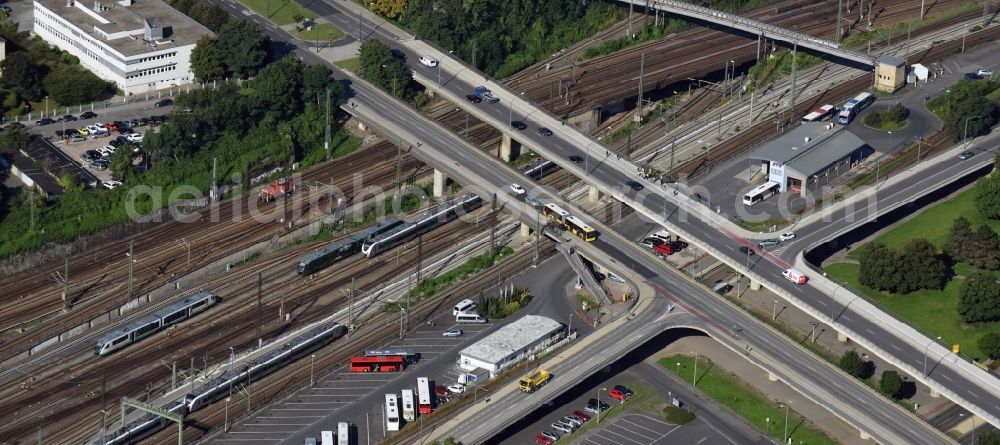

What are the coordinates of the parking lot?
(218, 308, 499, 445)
(45, 116, 162, 184)
(575, 412, 680, 445)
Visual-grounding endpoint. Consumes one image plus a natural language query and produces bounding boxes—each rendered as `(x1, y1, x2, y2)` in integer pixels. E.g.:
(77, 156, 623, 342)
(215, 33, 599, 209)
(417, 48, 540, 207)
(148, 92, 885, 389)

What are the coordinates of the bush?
(662, 405, 696, 424)
(839, 350, 866, 378)
(977, 332, 1000, 359)
(976, 164, 1000, 221)
(878, 370, 903, 399)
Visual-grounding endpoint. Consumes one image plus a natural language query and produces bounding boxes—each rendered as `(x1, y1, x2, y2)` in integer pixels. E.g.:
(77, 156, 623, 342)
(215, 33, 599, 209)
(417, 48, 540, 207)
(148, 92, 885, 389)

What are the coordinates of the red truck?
(259, 178, 294, 202)
(654, 243, 675, 256)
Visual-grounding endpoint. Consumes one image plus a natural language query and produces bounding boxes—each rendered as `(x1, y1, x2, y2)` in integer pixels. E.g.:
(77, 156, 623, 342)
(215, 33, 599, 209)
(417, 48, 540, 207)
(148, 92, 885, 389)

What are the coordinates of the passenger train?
(297, 217, 403, 275)
(95, 291, 220, 356)
(92, 322, 348, 445)
(361, 193, 483, 257)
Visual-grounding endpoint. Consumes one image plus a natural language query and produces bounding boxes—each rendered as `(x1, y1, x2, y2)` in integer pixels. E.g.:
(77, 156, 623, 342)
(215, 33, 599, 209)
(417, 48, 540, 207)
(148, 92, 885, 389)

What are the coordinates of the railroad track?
(0, 205, 511, 442)
(0, 145, 424, 348)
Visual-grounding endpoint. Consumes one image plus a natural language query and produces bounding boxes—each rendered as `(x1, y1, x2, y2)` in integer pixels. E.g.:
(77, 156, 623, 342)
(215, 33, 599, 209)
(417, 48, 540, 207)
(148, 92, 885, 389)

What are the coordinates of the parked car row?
(638, 229, 688, 257)
(534, 389, 625, 444)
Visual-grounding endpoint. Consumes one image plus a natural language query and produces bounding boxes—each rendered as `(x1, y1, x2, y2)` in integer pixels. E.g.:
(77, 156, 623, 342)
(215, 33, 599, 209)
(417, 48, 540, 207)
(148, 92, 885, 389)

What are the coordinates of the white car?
(510, 183, 526, 196)
(446, 383, 466, 394)
(97, 146, 114, 157)
(102, 180, 123, 189)
(978, 68, 993, 77)
(127, 132, 144, 142)
(779, 232, 796, 241)
(419, 56, 438, 67)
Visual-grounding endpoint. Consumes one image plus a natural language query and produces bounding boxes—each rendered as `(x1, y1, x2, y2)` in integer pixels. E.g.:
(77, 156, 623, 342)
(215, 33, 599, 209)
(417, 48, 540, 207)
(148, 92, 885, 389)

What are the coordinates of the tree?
(898, 238, 948, 292)
(249, 56, 304, 120)
(216, 20, 269, 79)
(979, 430, 1000, 445)
(301, 64, 341, 105)
(43, 66, 114, 105)
(976, 166, 1000, 220)
(878, 370, 903, 398)
(858, 242, 903, 292)
(839, 350, 865, 378)
(109, 146, 136, 182)
(359, 38, 393, 83)
(371, 0, 407, 19)
(967, 225, 1000, 270)
(0, 126, 32, 153)
(945, 216, 974, 261)
(190, 36, 225, 81)
(0, 52, 45, 100)
(978, 332, 1000, 360)
(958, 271, 1000, 323)
(945, 95, 997, 143)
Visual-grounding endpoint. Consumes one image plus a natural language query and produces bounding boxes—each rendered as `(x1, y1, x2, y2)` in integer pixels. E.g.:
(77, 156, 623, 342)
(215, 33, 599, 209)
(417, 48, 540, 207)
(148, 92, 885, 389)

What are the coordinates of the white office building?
(458, 315, 565, 378)
(33, 0, 212, 94)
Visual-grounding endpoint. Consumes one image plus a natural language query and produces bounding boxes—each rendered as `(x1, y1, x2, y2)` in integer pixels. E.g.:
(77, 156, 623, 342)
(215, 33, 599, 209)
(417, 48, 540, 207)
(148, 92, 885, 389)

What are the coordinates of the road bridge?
(624, 0, 876, 67)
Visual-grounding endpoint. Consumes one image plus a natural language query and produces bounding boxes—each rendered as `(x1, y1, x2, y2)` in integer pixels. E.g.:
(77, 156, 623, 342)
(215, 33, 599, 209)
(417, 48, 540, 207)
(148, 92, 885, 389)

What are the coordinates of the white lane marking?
(891, 344, 902, 351)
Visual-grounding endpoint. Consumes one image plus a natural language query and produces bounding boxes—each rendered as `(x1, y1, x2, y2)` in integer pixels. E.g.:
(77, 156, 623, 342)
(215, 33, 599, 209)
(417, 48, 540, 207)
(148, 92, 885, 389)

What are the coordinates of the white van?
(782, 268, 808, 285)
(321, 430, 334, 445)
(452, 299, 477, 316)
(337, 422, 350, 445)
(456, 312, 487, 324)
(652, 229, 671, 241)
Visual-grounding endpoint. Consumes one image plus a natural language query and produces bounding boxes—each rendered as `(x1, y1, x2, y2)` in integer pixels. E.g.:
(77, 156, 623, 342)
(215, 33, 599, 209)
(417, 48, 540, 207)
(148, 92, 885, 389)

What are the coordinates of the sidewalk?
(653, 336, 874, 445)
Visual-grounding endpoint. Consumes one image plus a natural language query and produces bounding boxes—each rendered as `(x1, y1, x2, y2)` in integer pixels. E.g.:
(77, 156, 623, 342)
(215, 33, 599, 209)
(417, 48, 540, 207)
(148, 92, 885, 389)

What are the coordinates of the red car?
(105, 122, 118, 131)
(535, 435, 555, 445)
(609, 387, 629, 401)
(573, 410, 591, 422)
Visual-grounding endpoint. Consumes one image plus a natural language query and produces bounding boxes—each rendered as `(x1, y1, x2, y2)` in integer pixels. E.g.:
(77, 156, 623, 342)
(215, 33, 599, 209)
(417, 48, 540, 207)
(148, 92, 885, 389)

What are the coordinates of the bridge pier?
(500, 134, 520, 162)
(520, 222, 531, 238)
(837, 331, 849, 343)
(588, 185, 601, 202)
(568, 109, 600, 132)
(859, 431, 871, 440)
(930, 388, 940, 398)
(749, 279, 761, 291)
(768, 371, 779, 382)
(433, 169, 448, 198)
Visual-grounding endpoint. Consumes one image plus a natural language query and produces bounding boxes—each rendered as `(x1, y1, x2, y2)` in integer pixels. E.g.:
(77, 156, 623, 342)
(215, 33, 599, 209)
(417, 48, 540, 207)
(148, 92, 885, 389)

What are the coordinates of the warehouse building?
(458, 315, 564, 378)
(750, 122, 870, 197)
(33, 0, 211, 94)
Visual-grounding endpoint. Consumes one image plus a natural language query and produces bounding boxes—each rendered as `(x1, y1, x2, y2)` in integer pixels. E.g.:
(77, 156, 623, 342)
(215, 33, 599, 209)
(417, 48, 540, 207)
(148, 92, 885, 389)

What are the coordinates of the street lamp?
(772, 300, 779, 320)
(830, 281, 847, 320)
(963, 115, 983, 145)
(960, 412, 976, 445)
(225, 396, 232, 432)
(923, 336, 942, 377)
(597, 387, 607, 424)
(779, 402, 789, 443)
(310, 354, 316, 387)
(888, 130, 893, 150)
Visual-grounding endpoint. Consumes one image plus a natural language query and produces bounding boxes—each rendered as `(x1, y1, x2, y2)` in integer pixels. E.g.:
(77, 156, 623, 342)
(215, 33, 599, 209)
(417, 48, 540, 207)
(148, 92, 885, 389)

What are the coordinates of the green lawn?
(864, 119, 907, 131)
(334, 57, 362, 72)
(847, 187, 1000, 259)
(658, 356, 839, 445)
(237, 0, 312, 26)
(823, 263, 1000, 360)
(292, 23, 345, 42)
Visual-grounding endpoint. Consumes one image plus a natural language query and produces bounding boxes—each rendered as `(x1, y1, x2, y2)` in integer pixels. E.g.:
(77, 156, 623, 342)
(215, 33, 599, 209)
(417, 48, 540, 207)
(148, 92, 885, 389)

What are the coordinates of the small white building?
(458, 315, 564, 378)
(33, 0, 212, 94)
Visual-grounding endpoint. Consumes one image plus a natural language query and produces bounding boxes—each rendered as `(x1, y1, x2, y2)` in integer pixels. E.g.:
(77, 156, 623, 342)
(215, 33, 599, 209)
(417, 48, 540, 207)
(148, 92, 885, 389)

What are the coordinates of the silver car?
(561, 415, 583, 428)
(757, 239, 780, 248)
(550, 422, 573, 435)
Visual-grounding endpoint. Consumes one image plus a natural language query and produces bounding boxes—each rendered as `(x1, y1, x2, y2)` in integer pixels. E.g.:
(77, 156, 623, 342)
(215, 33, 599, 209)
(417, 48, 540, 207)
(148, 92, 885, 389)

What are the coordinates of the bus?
(364, 348, 418, 364)
(337, 422, 350, 445)
(742, 181, 780, 206)
(542, 203, 570, 225)
(564, 215, 597, 241)
(401, 389, 416, 421)
(801, 104, 835, 122)
(321, 431, 334, 445)
(836, 92, 874, 124)
(348, 355, 406, 373)
(385, 394, 400, 432)
(416, 377, 432, 414)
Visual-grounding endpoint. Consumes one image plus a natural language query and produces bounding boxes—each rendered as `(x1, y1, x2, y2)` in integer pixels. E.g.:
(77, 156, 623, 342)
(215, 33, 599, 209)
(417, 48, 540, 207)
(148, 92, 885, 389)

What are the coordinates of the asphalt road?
(193, 0, 995, 441)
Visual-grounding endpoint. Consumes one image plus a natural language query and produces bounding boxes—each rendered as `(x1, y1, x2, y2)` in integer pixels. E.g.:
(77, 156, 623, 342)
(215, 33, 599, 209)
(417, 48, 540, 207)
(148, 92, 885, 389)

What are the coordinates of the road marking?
(941, 374, 953, 382)
(842, 315, 852, 322)
(241, 9, 252, 15)
(968, 390, 979, 398)
(891, 344, 902, 351)
(866, 328, 876, 335)
(591, 431, 628, 445)
(697, 438, 708, 444)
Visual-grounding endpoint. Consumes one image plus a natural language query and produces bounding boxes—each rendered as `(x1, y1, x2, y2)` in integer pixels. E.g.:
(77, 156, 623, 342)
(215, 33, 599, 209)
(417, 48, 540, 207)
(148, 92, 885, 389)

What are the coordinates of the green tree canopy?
(978, 332, 1000, 360)
(958, 271, 1000, 323)
(0, 126, 32, 154)
(967, 225, 1000, 270)
(190, 35, 226, 81)
(898, 238, 948, 292)
(878, 370, 903, 399)
(358, 39, 413, 99)
(0, 52, 46, 100)
(976, 162, 1000, 220)
(858, 242, 904, 292)
(839, 350, 865, 378)
(979, 430, 1000, 445)
(42, 65, 114, 105)
(945, 216, 974, 261)
(249, 55, 305, 120)
(217, 20, 269, 79)
(945, 95, 998, 143)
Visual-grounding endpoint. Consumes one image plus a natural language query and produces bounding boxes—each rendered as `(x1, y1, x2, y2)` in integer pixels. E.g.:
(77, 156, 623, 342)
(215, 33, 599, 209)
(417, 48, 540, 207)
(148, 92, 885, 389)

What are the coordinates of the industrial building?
(750, 122, 870, 196)
(458, 315, 564, 378)
(33, 0, 211, 94)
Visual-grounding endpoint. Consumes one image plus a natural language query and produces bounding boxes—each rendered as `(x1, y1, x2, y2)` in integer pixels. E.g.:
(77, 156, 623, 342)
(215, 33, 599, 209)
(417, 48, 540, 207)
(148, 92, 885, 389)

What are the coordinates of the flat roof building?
(33, 0, 212, 94)
(458, 315, 564, 378)
(750, 122, 870, 196)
